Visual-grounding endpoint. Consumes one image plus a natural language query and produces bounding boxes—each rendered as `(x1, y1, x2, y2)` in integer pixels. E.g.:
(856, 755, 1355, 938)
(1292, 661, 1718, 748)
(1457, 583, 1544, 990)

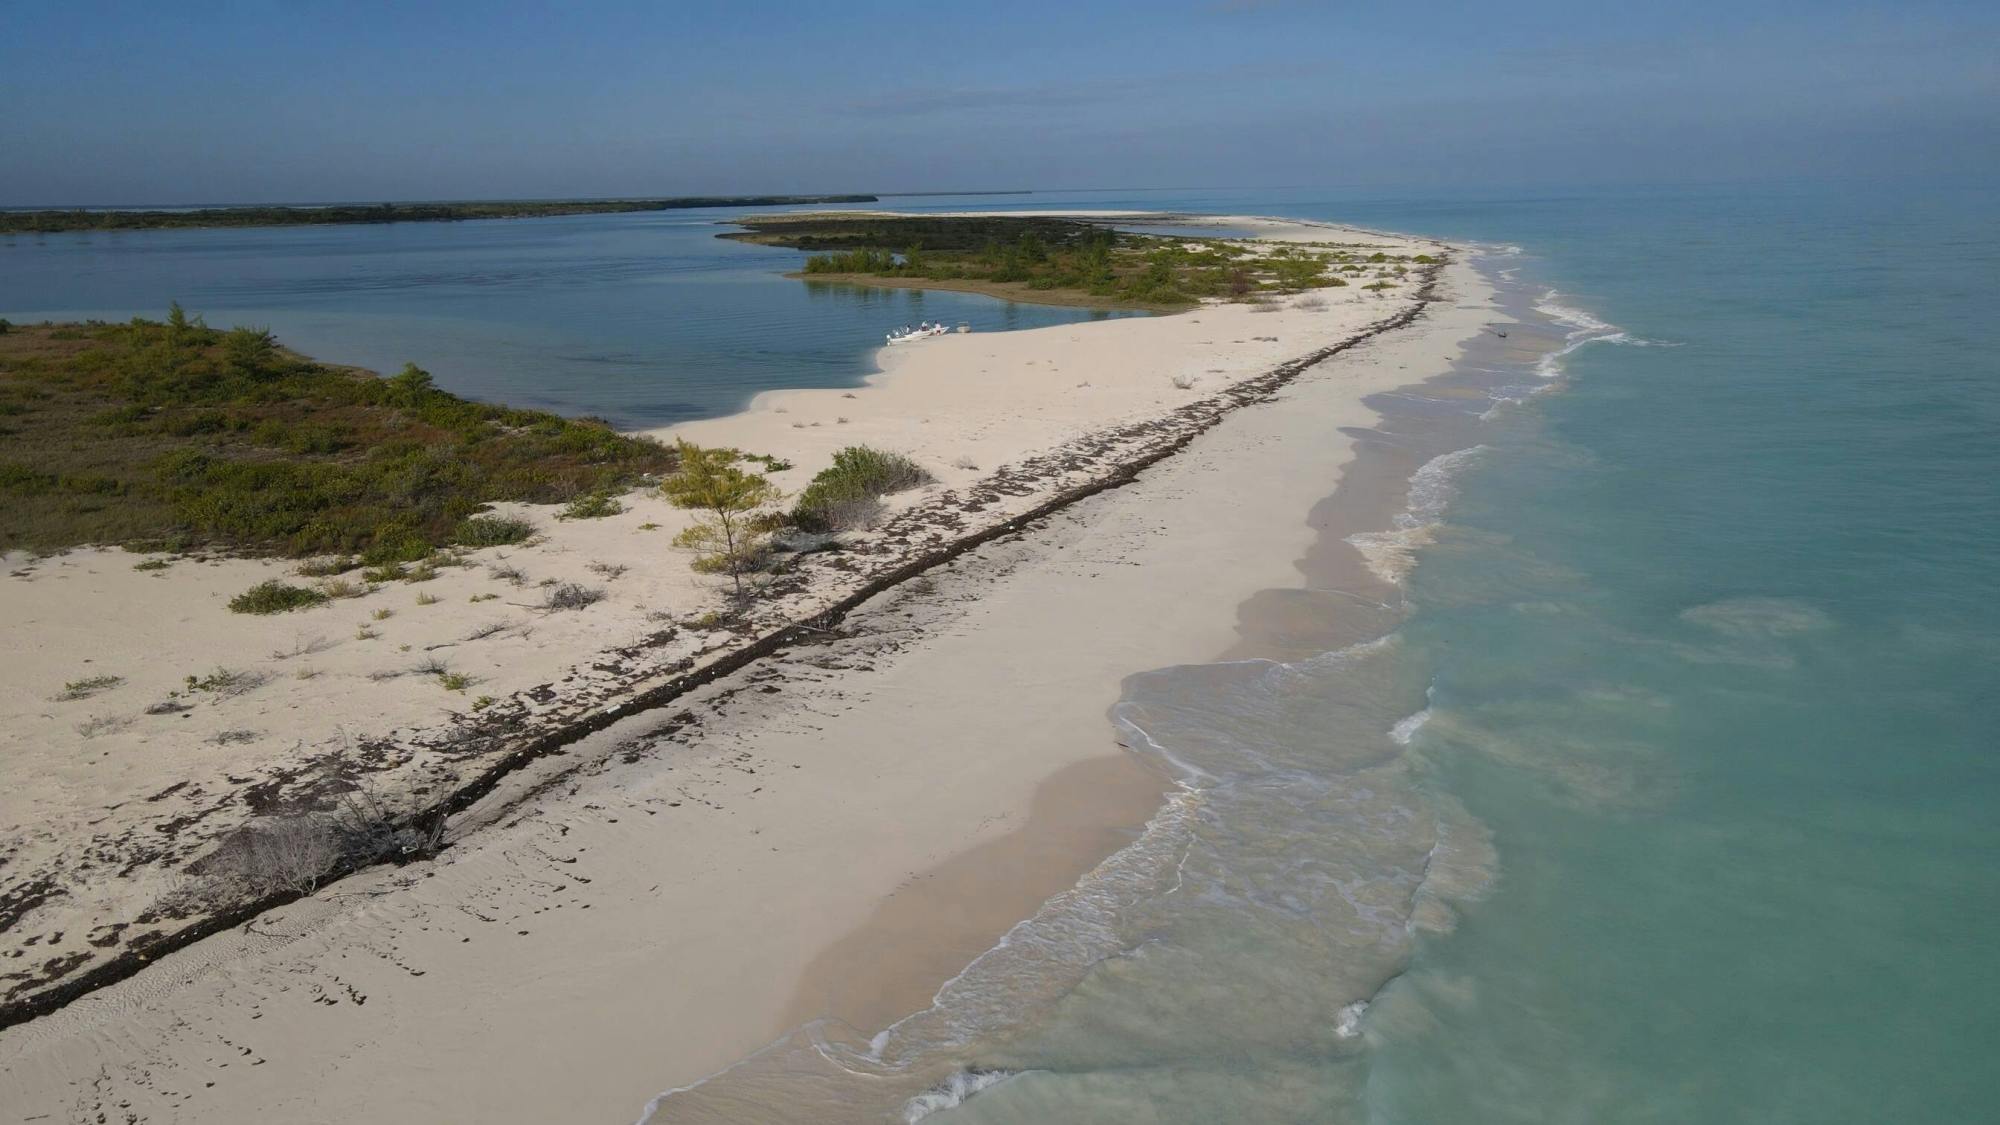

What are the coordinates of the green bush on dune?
(791, 446, 934, 533)
(228, 579, 330, 615)
(452, 515, 538, 547)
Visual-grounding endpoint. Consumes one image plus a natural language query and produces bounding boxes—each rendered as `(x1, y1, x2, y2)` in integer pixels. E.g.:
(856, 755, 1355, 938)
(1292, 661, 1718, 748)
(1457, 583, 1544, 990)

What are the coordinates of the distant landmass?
(0, 195, 882, 234)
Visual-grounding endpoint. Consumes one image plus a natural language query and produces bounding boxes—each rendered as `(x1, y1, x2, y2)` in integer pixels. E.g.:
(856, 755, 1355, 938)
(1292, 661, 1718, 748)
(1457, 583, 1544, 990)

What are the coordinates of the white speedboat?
(886, 321, 952, 344)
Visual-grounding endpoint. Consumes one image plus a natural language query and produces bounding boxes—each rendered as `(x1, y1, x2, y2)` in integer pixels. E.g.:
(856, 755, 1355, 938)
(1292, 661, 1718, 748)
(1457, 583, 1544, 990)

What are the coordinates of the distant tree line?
(736, 215, 1381, 309)
(0, 195, 879, 234)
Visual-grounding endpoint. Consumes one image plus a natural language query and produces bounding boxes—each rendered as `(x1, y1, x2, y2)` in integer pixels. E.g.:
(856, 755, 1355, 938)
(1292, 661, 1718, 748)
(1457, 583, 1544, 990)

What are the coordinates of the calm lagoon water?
(0, 203, 1139, 428)
(8, 185, 1994, 1122)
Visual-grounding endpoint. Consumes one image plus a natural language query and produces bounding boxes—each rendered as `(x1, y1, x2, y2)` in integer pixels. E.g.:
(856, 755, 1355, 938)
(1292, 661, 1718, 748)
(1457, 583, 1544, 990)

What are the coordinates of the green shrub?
(558, 491, 624, 520)
(792, 446, 933, 532)
(453, 514, 535, 547)
(229, 579, 330, 614)
(359, 529, 433, 567)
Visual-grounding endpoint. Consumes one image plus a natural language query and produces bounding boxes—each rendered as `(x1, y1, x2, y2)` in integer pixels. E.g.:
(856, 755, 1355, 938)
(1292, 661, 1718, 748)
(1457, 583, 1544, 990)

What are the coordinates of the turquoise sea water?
(7, 185, 1994, 1121)
(1359, 186, 2000, 1122)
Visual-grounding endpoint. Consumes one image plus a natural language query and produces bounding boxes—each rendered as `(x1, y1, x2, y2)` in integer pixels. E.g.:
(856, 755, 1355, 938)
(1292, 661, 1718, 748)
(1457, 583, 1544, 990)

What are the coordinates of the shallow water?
(1356, 185, 2000, 1123)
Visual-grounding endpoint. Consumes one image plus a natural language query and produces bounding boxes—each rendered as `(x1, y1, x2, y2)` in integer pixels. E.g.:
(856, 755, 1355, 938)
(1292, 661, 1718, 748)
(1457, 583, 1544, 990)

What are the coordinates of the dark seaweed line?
(0, 269, 1441, 1032)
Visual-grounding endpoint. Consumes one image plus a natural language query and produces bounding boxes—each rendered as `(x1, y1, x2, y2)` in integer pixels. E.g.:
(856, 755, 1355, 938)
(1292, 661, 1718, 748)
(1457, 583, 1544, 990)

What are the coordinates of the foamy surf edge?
(1345, 445, 1488, 586)
(1532, 287, 1674, 378)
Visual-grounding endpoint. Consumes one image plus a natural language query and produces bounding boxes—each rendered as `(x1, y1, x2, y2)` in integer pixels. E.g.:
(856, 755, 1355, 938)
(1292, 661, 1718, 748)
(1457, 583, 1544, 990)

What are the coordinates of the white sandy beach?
(0, 217, 1491, 1121)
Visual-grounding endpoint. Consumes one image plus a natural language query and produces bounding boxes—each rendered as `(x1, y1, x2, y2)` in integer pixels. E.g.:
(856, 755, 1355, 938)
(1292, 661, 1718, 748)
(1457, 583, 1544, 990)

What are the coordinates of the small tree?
(386, 362, 436, 406)
(661, 441, 782, 598)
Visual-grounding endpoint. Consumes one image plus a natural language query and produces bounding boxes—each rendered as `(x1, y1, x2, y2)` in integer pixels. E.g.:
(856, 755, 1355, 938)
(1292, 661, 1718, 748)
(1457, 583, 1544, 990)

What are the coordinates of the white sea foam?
(903, 1069, 1019, 1121)
(1530, 288, 1676, 379)
(1345, 445, 1488, 585)
(1477, 380, 1559, 420)
(1335, 1001, 1370, 1039)
(1389, 708, 1432, 745)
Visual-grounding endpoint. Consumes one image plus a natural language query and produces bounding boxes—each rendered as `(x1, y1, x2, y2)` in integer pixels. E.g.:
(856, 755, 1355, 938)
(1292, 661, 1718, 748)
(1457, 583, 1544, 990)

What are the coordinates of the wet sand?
(781, 754, 1172, 1037)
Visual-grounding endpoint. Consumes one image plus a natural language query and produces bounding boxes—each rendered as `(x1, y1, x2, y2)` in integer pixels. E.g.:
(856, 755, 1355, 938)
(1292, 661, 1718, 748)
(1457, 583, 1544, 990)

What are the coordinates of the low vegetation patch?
(541, 583, 604, 612)
(557, 490, 625, 520)
(0, 312, 675, 556)
(453, 514, 536, 547)
(724, 215, 1395, 310)
(229, 579, 330, 614)
(185, 667, 269, 697)
(297, 555, 357, 577)
(793, 446, 933, 532)
(55, 674, 123, 702)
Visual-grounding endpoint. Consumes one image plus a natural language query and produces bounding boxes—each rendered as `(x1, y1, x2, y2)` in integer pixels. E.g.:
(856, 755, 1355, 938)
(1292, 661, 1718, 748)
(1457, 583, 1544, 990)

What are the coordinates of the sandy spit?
(0, 218, 1489, 1122)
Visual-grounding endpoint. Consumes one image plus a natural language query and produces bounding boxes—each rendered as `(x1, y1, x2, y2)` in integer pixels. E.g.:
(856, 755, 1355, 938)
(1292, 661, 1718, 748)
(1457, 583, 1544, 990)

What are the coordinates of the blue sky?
(3, 0, 1994, 205)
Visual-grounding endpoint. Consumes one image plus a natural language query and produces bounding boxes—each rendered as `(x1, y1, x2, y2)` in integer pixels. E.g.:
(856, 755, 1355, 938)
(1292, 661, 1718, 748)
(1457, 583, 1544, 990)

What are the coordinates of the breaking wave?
(1532, 288, 1674, 378)
(1345, 445, 1488, 585)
